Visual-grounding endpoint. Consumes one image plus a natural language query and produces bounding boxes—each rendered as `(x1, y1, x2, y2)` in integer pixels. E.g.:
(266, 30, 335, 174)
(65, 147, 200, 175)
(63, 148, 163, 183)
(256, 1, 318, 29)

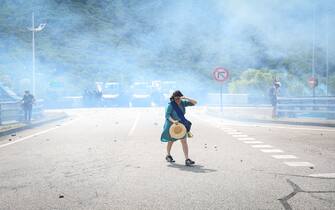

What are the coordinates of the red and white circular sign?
(213, 67, 229, 82)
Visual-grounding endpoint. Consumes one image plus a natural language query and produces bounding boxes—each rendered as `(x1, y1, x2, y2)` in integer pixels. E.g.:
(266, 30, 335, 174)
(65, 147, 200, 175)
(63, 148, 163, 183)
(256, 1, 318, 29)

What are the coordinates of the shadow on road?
(167, 163, 217, 173)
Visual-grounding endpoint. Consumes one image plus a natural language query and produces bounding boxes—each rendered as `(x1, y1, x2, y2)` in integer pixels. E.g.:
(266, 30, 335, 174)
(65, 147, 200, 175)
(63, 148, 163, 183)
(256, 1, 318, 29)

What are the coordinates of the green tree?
(228, 69, 276, 96)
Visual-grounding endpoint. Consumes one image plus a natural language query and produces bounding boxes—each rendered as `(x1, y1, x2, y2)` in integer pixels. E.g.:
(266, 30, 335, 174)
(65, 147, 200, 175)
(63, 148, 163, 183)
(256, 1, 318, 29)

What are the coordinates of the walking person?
(269, 81, 281, 118)
(21, 90, 35, 122)
(160, 90, 197, 166)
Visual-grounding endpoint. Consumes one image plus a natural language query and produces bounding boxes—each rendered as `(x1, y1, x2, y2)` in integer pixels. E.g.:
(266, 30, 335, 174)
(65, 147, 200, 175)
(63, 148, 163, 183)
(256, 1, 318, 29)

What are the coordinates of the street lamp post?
(326, 11, 329, 96)
(312, 5, 316, 98)
(28, 12, 46, 96)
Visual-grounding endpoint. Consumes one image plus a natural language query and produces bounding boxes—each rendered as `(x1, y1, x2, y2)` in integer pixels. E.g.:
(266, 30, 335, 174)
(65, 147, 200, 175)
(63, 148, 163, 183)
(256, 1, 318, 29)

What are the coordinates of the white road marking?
(0, 120, 75, 149)
(244, 141, 263, 144)
(252, 145, 273, 148)
(284, 162, 314, 167)
(232, 135, 248, 138)
(194, 114, 322, 169)
(309, 173, 335, 178)
(272, 155, 298, 159)
(238, 137, 255, 141)
(260, 149, 284, 153)
(128, 113, 141, 137)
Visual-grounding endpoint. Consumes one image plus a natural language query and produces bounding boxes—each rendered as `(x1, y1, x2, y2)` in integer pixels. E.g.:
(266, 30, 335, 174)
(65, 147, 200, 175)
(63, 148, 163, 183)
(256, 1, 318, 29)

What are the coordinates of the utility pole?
(28, 12, 46, 96)
(326, 10, 329, 96)
(32, 12, 35, 95)
(312, 5, 316, 97)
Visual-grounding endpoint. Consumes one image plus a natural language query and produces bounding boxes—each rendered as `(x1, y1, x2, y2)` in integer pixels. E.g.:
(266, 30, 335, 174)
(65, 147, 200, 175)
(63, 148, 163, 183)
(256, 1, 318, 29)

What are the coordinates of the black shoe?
(166, 155, 175, 163)
(185, 159, 195, 166)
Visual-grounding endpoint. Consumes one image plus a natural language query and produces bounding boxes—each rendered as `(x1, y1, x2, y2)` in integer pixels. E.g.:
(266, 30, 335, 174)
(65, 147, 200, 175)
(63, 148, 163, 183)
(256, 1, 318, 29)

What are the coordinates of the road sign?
(213, 67, 229, 82)
(213, 67, 229, 113)
(308, 77, 318, 88)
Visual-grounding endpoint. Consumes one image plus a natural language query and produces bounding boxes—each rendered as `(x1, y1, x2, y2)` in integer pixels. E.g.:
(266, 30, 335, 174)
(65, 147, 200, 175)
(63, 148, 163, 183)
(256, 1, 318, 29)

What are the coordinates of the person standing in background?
(269, 81, 281, 118)
(21, 90, 35, 122)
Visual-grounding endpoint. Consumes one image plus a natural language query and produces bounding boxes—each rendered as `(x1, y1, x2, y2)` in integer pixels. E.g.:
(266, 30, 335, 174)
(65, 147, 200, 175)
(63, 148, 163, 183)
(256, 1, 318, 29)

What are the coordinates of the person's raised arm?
(181, 96, 197, 106)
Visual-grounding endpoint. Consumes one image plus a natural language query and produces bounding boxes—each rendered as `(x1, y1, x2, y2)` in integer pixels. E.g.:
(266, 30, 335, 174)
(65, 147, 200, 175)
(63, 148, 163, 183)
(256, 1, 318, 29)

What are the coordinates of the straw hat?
(169, 123, 187, 139)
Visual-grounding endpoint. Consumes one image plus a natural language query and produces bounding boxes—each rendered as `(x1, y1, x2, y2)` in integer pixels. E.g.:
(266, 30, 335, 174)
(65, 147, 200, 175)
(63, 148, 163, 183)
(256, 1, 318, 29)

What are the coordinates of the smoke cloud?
(0, 0, 334, 104)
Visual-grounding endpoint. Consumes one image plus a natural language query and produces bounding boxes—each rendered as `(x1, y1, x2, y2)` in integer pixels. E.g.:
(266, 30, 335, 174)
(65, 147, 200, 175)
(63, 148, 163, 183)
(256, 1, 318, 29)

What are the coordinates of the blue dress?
(160, 100, 194, 142)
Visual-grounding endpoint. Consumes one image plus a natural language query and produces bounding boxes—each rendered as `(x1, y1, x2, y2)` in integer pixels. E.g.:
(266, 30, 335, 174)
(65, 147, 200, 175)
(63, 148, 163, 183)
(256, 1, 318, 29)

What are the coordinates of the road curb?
(225, 117, 335, 128)
(0, 113, 69, 137)
(206, 110, 335, 128)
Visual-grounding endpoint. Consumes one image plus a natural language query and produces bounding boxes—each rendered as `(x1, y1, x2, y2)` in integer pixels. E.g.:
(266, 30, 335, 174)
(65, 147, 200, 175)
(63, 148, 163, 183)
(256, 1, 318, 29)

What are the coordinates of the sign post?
(308, 76, 318, 109)
(308, 76, 318, 97)
(213, 67, 229, 112)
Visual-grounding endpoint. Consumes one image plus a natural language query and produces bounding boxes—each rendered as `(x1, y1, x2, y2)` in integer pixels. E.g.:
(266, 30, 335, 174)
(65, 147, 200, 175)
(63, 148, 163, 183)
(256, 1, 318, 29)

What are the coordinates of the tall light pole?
(326, 10, 329, 96)
(312, 4, 316, 97)
(28, 12, 46, 96)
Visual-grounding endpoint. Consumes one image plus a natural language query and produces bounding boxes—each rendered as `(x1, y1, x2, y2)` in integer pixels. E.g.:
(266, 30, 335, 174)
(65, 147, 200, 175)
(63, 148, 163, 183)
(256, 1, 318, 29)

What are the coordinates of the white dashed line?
(284, 162, 314, 167)
(128, 113, 141, 137)
(238, 137, 255, 141)
(252, 145, 273, 148)
(272, 155, 298, 159)
(309, 173, 335, 178)
(244, 141, 263, 144)
(260, 149, 284, 153)
(203, 117, 316, 169)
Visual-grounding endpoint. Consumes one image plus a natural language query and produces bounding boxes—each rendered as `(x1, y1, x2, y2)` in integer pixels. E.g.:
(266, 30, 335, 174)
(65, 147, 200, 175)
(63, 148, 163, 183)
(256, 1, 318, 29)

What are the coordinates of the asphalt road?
(0, 107, 334, 210)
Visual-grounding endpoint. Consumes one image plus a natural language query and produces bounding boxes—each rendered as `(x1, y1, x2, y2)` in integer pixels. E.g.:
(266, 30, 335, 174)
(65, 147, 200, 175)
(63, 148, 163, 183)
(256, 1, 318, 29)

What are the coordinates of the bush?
(228, 69, 276, 96)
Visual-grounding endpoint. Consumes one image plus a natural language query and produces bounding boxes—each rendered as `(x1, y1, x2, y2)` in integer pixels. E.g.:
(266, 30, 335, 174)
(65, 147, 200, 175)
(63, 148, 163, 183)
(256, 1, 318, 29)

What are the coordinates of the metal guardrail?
(0, 100, 44, 125)
(277, 97, 335, 119)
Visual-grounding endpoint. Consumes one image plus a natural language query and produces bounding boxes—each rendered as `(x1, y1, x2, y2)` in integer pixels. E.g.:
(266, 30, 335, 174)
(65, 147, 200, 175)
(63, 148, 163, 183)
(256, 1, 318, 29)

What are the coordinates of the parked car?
(102, 82, 120, 107)
(130, 82, 152, 107)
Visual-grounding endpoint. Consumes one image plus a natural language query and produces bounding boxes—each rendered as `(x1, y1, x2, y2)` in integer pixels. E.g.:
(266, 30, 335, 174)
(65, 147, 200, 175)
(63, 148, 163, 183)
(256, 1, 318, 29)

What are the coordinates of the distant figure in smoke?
(269, 81, 281, 118)
(94, 89, 103, 107)
(160, 90, 197, 166)
(21, 90, 35, 122)
(83, 89, 91, 107)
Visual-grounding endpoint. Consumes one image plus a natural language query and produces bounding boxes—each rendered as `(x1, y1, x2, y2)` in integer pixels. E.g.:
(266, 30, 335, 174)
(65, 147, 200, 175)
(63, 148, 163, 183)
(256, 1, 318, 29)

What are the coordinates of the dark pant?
(23, 105, 32, 121)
